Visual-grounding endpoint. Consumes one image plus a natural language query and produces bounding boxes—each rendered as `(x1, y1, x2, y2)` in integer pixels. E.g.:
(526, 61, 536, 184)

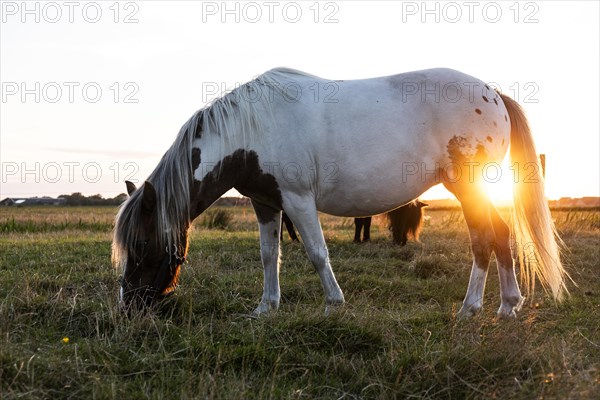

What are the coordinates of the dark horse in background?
(354, 200, 428, 244)
(280, 200, 427, 245)
(387, 199, 428, 245)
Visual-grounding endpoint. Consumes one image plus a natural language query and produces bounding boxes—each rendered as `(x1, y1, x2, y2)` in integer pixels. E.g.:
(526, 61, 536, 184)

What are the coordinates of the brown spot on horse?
(447, 135, 470, 165)
(191, 148, 201, 171)
(475, 143, 488, 161)
(191, 149, 283, 223)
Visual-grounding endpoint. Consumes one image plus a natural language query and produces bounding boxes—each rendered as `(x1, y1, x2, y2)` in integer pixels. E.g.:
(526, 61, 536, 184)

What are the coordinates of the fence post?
(539, 154, 546, 178)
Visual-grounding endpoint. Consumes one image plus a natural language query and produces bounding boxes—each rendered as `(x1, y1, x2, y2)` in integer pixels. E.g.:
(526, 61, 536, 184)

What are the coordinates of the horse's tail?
(501, 93, 570, 301)
(410, 200, 428, 241)
(406, 204, 424, 241)
(387, 207, 405, 244)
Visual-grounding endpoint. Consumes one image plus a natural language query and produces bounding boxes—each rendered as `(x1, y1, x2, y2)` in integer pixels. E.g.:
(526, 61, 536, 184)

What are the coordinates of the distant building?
(549, 197, 600, 208)
(0, 197, 66, 206)
(576, 197, 600, 207)
(556, 197, 574, 207)
(0, 198, 22, 206)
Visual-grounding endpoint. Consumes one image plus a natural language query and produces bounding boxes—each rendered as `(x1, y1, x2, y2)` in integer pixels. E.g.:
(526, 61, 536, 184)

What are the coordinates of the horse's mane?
(201, 67, 318, 147)
(112, 110, 201, 269)
(112, 67, 314, 269)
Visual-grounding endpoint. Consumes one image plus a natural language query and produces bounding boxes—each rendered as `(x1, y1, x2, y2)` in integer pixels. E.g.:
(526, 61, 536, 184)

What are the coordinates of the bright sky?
(1, 0, 598, 201)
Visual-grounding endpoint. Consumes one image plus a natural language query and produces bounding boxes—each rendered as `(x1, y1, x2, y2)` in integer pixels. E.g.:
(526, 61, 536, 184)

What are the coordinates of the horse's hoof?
(457, 305, 481, 319)
(497, 296, 525, 319)
(324, 301, 345, 317)
(252, 300, 278, 317)
(497, 309, 518, 319)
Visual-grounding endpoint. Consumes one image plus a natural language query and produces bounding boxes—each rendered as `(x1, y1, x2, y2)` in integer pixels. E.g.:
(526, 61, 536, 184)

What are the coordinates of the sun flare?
(482, 159, 514, 204)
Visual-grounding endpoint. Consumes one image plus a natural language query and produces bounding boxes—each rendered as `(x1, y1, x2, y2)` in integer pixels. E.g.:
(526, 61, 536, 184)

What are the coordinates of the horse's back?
(264, 68, 511, 216)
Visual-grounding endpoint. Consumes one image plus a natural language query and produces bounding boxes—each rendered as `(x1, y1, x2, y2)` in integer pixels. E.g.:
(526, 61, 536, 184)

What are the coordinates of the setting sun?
(483, 158, 515, 204)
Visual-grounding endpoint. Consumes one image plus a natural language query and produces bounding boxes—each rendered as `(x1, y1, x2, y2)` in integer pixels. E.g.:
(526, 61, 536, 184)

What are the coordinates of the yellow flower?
(62, 337, 69, 344)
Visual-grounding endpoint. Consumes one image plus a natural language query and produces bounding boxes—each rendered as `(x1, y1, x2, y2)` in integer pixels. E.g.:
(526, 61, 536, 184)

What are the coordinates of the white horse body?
(199, 68, 509, 217)
(115, 67, 567, 319)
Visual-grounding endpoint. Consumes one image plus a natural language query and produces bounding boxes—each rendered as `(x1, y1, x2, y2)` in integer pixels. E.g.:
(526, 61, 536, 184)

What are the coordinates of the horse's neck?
(189, 143, 244, 220)
(188, 98, 268, 219)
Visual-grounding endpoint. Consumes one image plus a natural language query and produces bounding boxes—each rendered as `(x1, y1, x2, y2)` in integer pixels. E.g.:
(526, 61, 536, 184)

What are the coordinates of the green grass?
(0, 206, 116, 233)
(0, 206, 598, 399)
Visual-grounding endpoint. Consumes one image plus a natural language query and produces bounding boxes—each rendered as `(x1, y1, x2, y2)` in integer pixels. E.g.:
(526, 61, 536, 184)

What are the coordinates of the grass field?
(0, 205, 598, 399)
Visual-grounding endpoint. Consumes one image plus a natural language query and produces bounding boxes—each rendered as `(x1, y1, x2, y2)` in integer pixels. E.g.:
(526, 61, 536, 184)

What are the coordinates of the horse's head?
(113, 180, 188, 309)
(413, 200, 429, 208)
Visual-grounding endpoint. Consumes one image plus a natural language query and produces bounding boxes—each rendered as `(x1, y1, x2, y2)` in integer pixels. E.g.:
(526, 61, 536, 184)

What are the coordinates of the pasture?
(0, 205, 598, 399)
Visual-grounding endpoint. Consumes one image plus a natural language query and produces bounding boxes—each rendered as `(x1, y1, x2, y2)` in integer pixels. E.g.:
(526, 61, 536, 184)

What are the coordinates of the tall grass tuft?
(199, 208, 233, 230)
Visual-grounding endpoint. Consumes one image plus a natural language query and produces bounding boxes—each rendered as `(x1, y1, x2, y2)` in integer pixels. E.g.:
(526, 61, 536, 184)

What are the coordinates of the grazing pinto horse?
(113, 68, 569, 318)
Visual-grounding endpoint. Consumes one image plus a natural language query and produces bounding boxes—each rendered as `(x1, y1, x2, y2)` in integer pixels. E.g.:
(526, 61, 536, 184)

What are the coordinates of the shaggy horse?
(353, 200, 428, 244)
(388, 200, 428, 245)
(113, 67, 568, 318)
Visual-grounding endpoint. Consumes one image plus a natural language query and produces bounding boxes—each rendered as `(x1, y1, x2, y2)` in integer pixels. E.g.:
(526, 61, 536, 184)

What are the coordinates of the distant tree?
(88, 194, 104, 206)
(111, 193, 128, 205)
(60, 192, 85, 206)
(56, 192, 126, 206)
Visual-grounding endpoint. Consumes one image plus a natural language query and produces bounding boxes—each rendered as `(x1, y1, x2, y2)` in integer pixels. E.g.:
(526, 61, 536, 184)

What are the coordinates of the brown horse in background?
(281, 201, 427, 245)
(387, 200, 428, 245)
(354, 200, 428, 244)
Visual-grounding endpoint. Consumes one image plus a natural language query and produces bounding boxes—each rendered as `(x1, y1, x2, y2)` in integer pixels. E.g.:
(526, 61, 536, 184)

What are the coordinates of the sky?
(1, 0, 599, 201)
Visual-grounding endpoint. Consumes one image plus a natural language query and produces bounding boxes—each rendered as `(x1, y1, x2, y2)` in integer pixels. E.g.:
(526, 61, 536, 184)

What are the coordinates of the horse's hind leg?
(251, 200, 282, 316)
(362, 217, 372, 242)
(444, 183, 496, 318)
(490, 206, 525, 318)
(283, 193, 345, 313)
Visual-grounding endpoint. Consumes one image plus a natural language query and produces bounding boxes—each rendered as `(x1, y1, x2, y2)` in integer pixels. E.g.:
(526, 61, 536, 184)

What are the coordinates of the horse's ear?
(141, 181, 157, 214)
(125, 181, 137, 196)
(416, 200, 429, 208)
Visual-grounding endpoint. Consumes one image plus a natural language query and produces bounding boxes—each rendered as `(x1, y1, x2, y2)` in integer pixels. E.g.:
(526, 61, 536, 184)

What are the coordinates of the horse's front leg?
(283, 193, 345, 314)
(251, 200, 282, 316)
